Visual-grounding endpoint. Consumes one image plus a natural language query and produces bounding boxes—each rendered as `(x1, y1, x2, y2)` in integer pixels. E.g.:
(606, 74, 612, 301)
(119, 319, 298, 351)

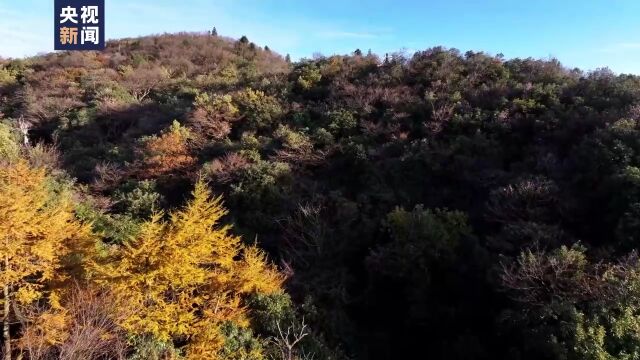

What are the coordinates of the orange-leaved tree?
(93, 180, 284, 359)
(0, 161, 93, 360)
(135, 120, 197, 179)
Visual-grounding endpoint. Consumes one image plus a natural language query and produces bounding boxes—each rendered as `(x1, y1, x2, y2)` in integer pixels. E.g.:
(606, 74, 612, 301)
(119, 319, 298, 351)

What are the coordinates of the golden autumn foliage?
(0, 159, 283, 359)
(0, 161, 94, 357)
(94, 180, 284, 359)
(136, 120, 197, 178)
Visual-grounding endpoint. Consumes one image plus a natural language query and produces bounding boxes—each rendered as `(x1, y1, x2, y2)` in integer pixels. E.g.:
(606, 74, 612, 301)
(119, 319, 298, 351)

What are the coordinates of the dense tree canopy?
(1, 31, 640, 359)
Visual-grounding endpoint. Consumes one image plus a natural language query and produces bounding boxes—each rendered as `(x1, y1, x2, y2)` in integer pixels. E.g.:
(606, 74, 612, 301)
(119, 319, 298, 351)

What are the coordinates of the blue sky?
(1, 0, 640, 73)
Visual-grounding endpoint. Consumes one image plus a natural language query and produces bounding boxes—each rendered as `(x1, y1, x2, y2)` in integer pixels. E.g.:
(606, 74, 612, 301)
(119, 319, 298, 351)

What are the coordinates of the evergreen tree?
(93, 181, 284, 359)
(0, 161, 93, 360)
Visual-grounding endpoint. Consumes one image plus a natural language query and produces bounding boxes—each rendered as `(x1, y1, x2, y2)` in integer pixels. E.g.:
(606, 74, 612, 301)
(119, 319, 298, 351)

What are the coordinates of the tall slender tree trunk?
(3, 285, 10, 360)
(3, 252, 10, 360)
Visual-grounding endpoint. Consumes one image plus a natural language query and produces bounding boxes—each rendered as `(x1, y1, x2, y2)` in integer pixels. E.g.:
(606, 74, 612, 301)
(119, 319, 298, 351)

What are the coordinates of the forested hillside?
(2, 31, 640, 359)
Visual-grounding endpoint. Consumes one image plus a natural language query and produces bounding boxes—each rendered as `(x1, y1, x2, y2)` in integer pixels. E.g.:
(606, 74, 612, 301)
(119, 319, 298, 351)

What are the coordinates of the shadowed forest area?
(2, 31, 640, 359)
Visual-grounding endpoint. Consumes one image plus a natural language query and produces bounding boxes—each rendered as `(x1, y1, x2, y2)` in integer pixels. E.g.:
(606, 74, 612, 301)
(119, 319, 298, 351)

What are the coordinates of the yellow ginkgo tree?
(0, 161, 93, 360)
(94, 180, 284, 359)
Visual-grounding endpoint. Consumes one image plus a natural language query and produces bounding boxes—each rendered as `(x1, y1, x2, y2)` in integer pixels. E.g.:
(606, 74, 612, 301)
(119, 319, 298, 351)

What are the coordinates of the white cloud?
(599, 42, 640, 53)
(617, 42, 640, 49)
(0, 25, 51, 58)
(0, 3, 51, 58)
(317, 30, 379, 39)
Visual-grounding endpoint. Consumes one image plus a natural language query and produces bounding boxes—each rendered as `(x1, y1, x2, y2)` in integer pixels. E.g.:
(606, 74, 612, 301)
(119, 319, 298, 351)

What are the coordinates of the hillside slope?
(2, 32, 640, 359)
